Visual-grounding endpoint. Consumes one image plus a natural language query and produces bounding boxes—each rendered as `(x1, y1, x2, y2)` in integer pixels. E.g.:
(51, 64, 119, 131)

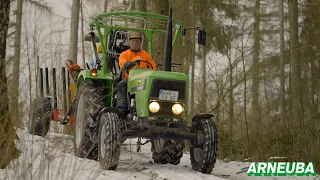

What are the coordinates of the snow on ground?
(0, 129, 319, 180)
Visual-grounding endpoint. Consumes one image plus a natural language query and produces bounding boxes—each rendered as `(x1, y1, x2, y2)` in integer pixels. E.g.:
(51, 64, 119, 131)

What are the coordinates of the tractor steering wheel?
(125, 59, 154, 73)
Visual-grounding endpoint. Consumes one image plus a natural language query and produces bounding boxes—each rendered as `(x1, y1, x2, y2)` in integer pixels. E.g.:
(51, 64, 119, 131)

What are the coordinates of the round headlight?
(172, 104, 184, 115)
(149, 102, 160, 113)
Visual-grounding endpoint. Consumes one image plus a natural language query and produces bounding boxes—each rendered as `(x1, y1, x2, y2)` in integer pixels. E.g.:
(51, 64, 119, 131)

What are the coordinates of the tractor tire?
(98, 111, 121, 170)
(74, 80, 106, 160)
(28, 97, 51, 137)
(151, 139, 185, 165)
(190, 118, 218, 174)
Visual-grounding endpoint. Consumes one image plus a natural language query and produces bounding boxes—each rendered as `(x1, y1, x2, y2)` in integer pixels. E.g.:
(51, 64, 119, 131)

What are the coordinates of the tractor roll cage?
(89, 12, 185, 75)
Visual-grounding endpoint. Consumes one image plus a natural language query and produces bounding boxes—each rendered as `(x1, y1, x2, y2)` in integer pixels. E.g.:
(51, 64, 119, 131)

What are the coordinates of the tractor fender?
(97, 107, 119, 119)
(99, 107, 119, 114)
(192, 113, 214, 122)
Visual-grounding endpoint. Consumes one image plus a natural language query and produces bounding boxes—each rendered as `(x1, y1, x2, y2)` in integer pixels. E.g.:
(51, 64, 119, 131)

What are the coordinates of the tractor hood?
(128, 69, 188, 81)
(128, 68, 189, 118)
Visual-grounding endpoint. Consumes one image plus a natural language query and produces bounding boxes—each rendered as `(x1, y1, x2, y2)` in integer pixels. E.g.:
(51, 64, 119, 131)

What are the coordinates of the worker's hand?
(124, 61, 140, 71)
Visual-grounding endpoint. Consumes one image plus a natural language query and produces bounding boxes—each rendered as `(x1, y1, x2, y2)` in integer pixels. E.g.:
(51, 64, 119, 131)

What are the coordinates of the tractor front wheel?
(28, 98, 51, 137)
(190, 118, 218, 174)
(98, 111, 121, 170)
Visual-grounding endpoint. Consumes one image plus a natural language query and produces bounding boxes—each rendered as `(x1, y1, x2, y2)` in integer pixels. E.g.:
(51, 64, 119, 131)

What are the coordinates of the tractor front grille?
(149, 79, 186, 101)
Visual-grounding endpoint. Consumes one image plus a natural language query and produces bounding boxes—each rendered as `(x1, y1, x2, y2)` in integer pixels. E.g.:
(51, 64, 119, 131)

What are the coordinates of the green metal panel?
(127, 69, 188, 118)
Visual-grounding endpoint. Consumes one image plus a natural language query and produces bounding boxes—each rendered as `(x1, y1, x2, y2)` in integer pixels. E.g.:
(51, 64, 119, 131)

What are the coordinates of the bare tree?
(81, 0, 86, 67)
(69, 0, 80, 63)
(135, 0, 146, 12)
(189, 0, 196, 122)
(104, 0, 108, 12)
(289, 0, 302, 159)
(0, 0, 19, 168)
(279, 0, 285, 125)
(252, 0, 261, 135)
(11, 0, 24, 127)
(278, 0, 285, 155)
(147, 0, 168, 65)
(201, 46, 207, 112)
(135, 0, 147, 49)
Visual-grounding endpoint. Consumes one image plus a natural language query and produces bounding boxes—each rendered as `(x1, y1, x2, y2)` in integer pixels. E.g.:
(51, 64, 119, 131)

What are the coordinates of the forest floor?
(0, 125, 319, 180)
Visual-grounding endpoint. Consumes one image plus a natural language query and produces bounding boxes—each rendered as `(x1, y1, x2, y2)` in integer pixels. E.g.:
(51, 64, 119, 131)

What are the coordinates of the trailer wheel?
(74, 80, 106, 160)
(190, 118, 218, 174)
(152, 139, 185, 165)
(28, 98, 51, 137)
(98, 111, 121, 170)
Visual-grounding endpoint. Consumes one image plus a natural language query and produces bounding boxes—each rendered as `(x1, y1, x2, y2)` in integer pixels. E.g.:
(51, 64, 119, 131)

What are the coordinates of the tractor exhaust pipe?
(163, 8, 173, 72)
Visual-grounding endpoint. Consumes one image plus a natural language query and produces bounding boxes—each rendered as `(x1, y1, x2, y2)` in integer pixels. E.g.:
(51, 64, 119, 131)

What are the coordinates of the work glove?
(124, 61, 140, 71)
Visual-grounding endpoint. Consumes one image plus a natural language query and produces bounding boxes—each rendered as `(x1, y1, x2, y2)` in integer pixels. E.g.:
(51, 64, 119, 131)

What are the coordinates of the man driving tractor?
(117, 31, 157, 117)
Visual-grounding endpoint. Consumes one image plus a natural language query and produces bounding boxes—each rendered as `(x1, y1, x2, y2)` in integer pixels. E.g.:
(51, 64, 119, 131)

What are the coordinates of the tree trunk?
(135, 0, 146, 12)
(0, 0, 20, 168)
(311, 61, 318, 119)
(241, 23, 249, 156)
(228, 54, 234, 142)
(278, 0, 285, 155)
(11, 0, 23, 127)
(104, 0, 108, 12)
(81, 0, 85, 67)
(147, 0, 168, 65)
(201, 46, 207, 112)
(189, 0, 196, 124)
(252, 0, 261, 136)
(172, 0, 190, 73)
(68, 0, 80, 63)
(135, 0, 147, 49)
(279, 0, 285, 126)
(289, 0, 302, 159)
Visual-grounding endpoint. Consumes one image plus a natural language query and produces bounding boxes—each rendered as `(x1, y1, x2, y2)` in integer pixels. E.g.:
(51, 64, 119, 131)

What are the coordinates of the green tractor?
(76, 10, 218, 173)
(31, 10, 219, 174)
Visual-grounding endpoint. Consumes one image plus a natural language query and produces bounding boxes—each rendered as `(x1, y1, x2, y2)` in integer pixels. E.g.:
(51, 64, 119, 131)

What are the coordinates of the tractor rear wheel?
(151, 139, 185, 165)
(98, 111, 121, 170)
(74, 80, 106, 160)
(190, 118, 218, 174)
(28, 97, 51, 137)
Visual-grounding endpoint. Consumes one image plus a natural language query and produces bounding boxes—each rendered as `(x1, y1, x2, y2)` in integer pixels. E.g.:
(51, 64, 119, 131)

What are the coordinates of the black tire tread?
(190, 118, 218, 174)
(98, 111, 121, 170)
(74, 80, 107, 160)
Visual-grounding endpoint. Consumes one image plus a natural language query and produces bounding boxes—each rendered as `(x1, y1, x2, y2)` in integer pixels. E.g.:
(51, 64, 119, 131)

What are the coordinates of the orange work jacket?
(119, 49, 157, 79)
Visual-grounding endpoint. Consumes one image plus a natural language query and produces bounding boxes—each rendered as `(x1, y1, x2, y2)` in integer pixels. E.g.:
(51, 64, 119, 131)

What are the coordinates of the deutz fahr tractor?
(28, 10, 218, 174)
